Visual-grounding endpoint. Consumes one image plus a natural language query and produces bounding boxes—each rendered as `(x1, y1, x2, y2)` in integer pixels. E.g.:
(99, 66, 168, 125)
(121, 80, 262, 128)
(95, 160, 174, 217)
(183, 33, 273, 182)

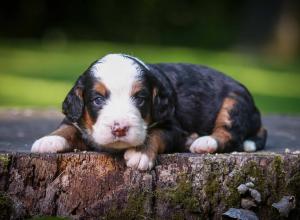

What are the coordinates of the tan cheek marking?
(94, 81, 108, 96)
(83, 108, 94, 131)
(212, 97, 236, 149)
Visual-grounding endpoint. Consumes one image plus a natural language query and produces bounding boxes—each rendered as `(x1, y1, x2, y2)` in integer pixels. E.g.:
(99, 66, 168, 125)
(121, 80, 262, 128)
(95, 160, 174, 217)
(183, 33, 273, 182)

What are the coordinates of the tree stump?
(0, 152, 300, 219)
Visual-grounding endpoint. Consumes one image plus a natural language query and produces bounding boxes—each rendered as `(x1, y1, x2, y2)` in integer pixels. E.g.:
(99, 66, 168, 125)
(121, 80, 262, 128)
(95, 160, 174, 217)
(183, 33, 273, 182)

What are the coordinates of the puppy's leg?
(190, 94, 254, 153)
(31, 120, 86, 153)
(124, 130, 166, 170)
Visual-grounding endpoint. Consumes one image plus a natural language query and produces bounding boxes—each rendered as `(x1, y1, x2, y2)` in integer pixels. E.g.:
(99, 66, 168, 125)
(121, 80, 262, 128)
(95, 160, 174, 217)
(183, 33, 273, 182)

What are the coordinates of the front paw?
(124, 148, 155, 170)
(190, 135, 218, 154)
(31, 135, 70, 153)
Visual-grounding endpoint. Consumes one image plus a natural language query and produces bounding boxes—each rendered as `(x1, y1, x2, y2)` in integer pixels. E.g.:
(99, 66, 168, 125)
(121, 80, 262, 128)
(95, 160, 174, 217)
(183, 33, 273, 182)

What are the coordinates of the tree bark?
(0, 152, 300, 219)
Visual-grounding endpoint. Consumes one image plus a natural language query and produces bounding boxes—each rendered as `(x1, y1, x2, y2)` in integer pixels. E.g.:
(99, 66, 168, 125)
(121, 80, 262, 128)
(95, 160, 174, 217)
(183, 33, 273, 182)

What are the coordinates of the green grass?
(0, 39, 299, 113)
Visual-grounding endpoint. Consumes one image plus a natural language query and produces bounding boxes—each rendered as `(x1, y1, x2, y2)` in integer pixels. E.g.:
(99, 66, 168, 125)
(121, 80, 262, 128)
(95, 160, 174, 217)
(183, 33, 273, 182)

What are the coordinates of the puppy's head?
(62, 54, 173, 150)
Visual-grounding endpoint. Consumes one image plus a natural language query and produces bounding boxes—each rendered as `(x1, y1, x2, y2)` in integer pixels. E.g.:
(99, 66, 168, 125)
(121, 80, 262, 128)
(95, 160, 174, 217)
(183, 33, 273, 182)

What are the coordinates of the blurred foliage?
(1, 0, 298, 50)
(0, 0, 299, 113)
(0, 39, 299, 113)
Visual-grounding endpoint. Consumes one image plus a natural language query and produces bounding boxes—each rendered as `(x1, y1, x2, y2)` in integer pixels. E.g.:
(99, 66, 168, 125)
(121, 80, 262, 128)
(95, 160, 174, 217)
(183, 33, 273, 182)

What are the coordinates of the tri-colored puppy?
(32, 54, 267, 170)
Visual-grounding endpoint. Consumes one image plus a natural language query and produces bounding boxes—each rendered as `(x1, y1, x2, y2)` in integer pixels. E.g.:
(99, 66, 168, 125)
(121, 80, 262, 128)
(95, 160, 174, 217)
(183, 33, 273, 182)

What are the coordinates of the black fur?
(145, 63, 266, 152)
(62, 75, 85, 122)
(145, 69, 175, 123)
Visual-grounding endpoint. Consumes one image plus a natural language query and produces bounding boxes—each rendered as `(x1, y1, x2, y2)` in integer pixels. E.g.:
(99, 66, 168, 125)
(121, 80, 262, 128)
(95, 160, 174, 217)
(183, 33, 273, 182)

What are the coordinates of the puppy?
(32, 54, 267, 170)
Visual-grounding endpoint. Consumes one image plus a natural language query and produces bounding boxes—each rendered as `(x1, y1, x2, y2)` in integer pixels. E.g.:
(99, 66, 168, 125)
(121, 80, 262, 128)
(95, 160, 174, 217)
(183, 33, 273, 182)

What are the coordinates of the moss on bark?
(0, 192, 12, 220)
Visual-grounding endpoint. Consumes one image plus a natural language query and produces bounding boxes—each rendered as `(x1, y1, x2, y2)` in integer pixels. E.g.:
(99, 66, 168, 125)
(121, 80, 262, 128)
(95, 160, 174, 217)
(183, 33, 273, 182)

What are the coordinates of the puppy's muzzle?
(111, 122, 129, 137)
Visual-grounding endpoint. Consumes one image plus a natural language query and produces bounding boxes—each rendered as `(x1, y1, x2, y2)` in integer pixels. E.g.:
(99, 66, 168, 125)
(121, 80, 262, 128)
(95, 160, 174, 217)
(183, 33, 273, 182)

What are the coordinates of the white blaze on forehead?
(90, 54, 148, 149)
(92, 54, 141, 94)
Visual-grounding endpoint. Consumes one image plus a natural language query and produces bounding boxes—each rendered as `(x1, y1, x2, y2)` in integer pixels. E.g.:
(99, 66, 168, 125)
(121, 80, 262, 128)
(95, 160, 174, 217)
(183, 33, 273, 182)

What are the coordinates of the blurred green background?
(0, 0, 299, 114)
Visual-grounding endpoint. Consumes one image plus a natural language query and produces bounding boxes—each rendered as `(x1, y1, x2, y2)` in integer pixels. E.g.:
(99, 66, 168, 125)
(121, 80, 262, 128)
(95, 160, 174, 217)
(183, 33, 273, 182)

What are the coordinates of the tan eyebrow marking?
(131, 81, 144, 96)
(94, 81, 109, 96)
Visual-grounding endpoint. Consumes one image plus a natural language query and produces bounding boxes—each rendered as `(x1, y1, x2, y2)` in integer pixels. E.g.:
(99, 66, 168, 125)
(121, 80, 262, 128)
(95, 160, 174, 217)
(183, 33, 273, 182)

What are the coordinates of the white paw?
(124, 148, 154, 170)
(190, 136, 218, 153)
(31, 135, 70, 153)
(243, 140, 256, 152)
(184, 133, 199, 147)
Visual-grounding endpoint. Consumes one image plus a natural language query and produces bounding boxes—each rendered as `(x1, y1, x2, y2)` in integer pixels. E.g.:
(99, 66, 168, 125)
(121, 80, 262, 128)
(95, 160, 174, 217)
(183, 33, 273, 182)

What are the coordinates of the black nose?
(111, 123, 129, 137)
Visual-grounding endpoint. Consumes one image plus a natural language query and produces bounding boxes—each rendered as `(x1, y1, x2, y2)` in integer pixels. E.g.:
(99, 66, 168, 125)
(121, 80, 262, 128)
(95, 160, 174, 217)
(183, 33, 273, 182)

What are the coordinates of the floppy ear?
(62, 75, 84, 122)
(151, 81, 175, 122)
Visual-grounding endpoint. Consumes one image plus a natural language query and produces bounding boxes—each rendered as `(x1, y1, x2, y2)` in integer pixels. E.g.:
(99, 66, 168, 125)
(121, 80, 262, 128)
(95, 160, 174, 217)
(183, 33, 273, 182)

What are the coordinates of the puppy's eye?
(92, 97, 104, 106)
(135, 97, 145, 107)
(134, 90, 149, 107)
